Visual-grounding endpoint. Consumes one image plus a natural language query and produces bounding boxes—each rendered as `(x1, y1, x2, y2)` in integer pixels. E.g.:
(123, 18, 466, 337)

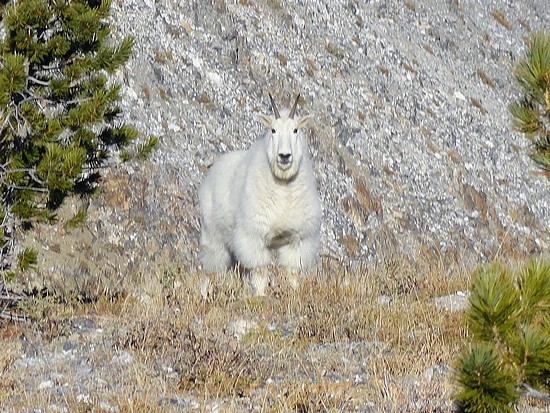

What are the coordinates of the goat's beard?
(271, 158, 300, 181)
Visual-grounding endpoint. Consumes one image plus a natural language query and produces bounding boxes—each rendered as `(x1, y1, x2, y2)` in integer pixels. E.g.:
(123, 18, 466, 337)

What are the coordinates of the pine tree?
(0, 0, 157, 276)
(509, 30, 550, 176)
(454, 259, 550, 412)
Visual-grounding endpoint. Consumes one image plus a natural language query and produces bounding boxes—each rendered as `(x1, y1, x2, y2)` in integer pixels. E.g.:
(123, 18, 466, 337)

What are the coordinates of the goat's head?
(258, 94, 312, 181)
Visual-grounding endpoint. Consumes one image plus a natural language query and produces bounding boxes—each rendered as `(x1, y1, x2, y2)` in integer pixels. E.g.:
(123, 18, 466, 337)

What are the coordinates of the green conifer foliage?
(509, 31, 550, 176)
(454, 259, 550, 412)
(0, 0, 154, 274)
(455, 343, 518, 413)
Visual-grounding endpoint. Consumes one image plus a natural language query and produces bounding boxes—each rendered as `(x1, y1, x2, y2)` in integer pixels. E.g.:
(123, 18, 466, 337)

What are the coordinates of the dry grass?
(490, 9, 513, 31)
(470, 97, 488, 115)
(476, 68, 495, 89)
(0, 257, 473, 411)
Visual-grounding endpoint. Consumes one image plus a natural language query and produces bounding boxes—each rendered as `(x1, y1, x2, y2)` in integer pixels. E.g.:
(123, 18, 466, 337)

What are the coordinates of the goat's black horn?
(289, 94, 300, 119)
(269, 94, 280, 119)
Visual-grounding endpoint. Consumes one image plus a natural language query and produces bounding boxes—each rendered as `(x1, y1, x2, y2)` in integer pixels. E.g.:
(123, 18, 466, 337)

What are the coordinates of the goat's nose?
(278, 153, 292, 164)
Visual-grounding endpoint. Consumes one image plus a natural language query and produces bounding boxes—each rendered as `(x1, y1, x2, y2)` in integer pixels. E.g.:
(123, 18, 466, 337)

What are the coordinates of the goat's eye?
(271, 129, 276, 134)
(293, 128, 298, 134)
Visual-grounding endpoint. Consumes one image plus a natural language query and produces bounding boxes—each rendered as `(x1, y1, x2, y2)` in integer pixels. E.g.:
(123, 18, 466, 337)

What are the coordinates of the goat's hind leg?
(199, 231, 232, 272)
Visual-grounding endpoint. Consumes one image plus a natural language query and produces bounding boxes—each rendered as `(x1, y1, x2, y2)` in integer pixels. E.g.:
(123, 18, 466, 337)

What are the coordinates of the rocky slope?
(17, 0, 550, 291)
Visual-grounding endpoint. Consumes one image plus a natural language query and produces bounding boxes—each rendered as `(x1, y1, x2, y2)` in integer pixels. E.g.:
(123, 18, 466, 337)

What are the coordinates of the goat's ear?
(258, 114, 272, 128)
(297, 115, 312, 129)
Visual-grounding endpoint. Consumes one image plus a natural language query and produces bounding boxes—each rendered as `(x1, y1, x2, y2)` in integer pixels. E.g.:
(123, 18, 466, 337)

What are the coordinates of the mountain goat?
(199, 94, 321, 295)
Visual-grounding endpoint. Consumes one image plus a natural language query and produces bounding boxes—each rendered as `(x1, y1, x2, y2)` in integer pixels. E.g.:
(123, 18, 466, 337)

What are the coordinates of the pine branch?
(510, 30, 550, 176)
(0, 278, 27, 324)
(6, 184, 48, 193)
(41, 55, 80, 71)
(0, 166, 44, 185)
(0, 108, 15, 134)
(0, 311, 28, 323)
(27, 75, 49, 86)
(523, 384, 550, 401)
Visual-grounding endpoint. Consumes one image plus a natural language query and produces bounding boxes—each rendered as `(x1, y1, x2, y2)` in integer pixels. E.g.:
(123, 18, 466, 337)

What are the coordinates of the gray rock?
(434, 291, 470, 312)
(71, 317, 98, 331)
(227, 318, 258, 340)
(9, 0, 550, 292)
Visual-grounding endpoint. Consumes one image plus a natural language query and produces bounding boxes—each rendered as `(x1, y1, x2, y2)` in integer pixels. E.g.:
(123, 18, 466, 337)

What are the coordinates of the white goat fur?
(199, 97, 321, 282)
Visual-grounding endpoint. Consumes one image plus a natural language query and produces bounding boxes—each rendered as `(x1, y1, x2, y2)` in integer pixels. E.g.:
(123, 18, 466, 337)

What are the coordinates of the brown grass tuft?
(476, 68, 496, 88)
(491, 9, 513, 30)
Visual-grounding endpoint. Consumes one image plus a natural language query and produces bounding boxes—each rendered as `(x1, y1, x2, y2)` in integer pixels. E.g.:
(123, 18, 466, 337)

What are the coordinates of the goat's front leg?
(232, 227, 272, 296)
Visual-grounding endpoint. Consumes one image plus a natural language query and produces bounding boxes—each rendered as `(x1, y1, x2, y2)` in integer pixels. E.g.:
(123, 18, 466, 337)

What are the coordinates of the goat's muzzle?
(277, 153, 293, 168)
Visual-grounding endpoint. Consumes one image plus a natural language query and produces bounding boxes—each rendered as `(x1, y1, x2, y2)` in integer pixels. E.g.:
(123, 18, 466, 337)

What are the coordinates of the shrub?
(454, 260, 550, 412)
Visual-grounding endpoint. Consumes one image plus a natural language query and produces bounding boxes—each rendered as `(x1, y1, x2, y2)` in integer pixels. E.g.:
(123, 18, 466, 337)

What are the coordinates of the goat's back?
(199, 150, 247, 238)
